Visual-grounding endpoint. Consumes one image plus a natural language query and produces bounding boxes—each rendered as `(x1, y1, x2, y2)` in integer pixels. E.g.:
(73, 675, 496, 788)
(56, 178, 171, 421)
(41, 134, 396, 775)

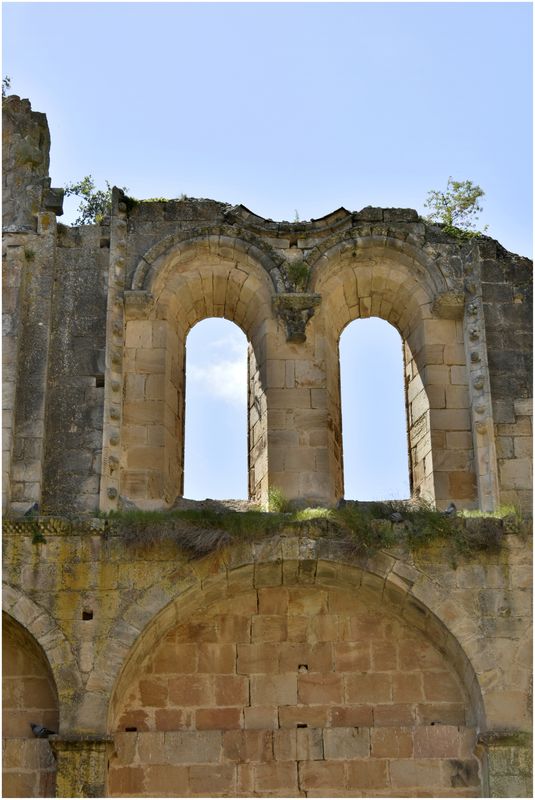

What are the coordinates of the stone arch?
(104, 544, 485, 797)
(106, 551, 485, 733)
(308, 232, 452, 298)
(131, 228, 285, 294)
(2, 583, 82, 712)
(118, 234, 277, 508)
(309, 236, 474, 509)
(2, 611, 59, 797)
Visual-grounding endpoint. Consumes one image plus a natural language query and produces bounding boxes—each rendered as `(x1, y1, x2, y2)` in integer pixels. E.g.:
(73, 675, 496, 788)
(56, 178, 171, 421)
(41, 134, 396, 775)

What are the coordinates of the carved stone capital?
(432, 291, 465, 319)
(273, 293, 321, 343)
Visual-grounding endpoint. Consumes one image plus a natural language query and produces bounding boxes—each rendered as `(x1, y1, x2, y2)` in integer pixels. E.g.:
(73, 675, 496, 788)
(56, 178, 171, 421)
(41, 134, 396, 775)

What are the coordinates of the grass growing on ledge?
(96, 500, 512, 561)
(459, 504, 521, 520)
(102, 507, 289, 558)
(267, 486, 292, 513)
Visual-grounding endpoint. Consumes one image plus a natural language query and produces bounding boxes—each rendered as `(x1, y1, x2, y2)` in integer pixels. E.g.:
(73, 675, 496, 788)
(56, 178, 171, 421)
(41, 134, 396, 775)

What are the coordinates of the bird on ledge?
(30, 723, 56, 738)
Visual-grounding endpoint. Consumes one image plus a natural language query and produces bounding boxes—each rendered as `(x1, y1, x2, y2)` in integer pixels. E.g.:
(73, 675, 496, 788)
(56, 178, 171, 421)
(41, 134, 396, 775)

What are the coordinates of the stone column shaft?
(50, 736, 113, 798)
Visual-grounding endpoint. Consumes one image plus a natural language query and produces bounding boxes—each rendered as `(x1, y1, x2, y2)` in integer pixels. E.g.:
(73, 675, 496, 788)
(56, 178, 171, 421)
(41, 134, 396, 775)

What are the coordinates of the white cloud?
(186, 319, 248, 408)
(206, 334, 247, 358)
(188, 357, 247, 408)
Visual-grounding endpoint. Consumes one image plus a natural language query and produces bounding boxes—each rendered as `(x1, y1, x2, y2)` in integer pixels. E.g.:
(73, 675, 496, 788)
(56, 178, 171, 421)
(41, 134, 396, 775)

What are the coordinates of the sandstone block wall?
(2, 95, 532, 799)
(2, 97, 532, 516)
(2, 517, 533, 797)
(2, 614, 59, 797)
(479, 244, 533, 511)
(109, 585, 481, 797)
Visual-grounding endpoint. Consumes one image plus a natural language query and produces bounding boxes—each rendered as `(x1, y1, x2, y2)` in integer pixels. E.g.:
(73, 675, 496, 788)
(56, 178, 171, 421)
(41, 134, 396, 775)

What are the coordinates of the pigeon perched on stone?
(390, 511, 404, 523)
(24, 502, 39, 517)
(30, 723, 56, 738)
(442, 502, 457, 517)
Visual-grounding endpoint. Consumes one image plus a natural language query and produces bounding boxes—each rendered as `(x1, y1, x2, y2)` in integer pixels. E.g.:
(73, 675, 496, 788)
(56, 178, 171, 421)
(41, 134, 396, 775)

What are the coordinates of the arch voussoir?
(2, 583, 82, 697)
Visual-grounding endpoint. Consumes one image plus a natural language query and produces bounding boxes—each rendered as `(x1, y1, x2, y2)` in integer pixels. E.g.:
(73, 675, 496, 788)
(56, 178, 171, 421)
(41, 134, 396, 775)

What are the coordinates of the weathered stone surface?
(2, 95, 532, 799)
(3, 97, 531, 514)
(2, 96, 51, 230)
(3, 525, 533, 796)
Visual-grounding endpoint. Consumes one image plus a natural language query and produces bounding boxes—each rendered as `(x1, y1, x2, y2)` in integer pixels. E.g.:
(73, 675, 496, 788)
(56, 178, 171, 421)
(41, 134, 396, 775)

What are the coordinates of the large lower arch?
(2, 583, 82, 722)
(104, 543, 486, 797)
(2, 612, 59, 797)
(114, 235, 277, 508)
(310, 237, 476, 509)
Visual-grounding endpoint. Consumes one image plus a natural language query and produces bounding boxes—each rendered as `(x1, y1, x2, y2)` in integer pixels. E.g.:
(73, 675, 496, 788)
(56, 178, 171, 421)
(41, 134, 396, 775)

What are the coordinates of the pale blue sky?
(4, 2, 532, 501)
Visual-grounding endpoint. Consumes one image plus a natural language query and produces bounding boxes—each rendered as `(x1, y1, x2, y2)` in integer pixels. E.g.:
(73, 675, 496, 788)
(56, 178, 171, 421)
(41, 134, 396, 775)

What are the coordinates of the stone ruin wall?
(2, 96, 532, 798)
(2, 96, 533, 520)
(2, 519, 533, 798)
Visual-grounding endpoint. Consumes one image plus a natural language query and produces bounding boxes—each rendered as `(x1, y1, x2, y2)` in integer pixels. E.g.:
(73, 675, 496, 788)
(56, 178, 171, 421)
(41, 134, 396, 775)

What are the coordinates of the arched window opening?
(184, 318, 248, 499)
(340, 317, 410, 500)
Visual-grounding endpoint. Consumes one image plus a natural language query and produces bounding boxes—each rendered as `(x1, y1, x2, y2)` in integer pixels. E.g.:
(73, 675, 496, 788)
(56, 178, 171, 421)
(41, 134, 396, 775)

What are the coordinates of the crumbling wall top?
(2, 95, 63, 231)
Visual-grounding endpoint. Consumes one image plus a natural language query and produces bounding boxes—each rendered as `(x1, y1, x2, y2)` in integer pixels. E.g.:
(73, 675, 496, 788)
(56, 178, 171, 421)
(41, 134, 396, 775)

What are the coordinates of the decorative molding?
(462, 247, 500, 512)
(272, 293, 321, 343)
(432, 291, 465, 320)
(98, 189, 128, 513)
